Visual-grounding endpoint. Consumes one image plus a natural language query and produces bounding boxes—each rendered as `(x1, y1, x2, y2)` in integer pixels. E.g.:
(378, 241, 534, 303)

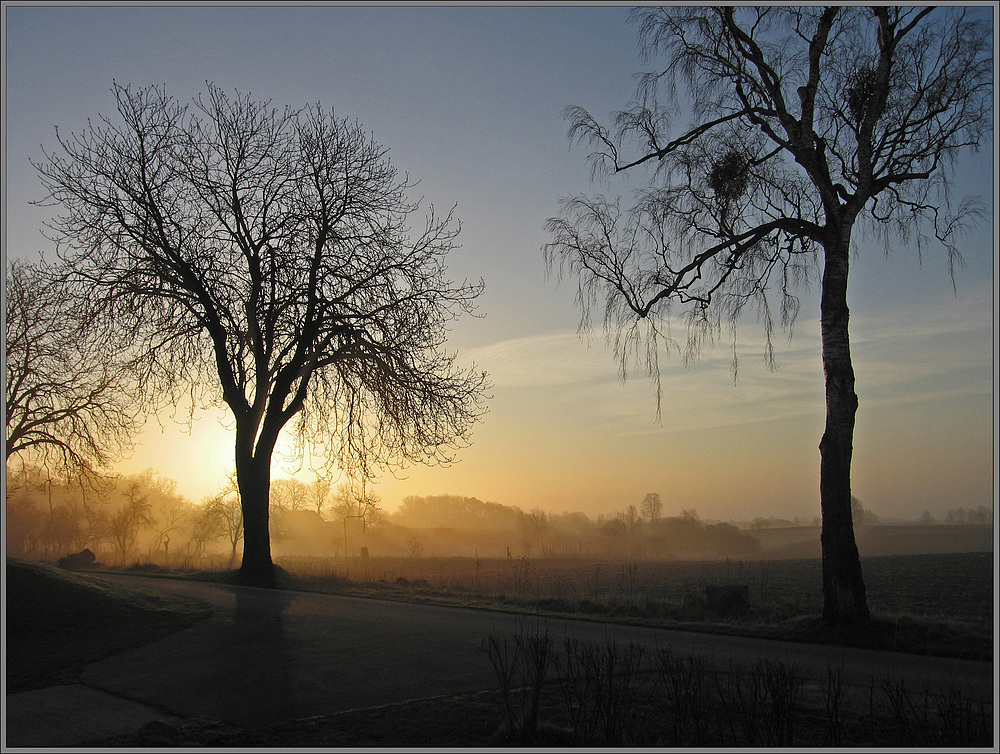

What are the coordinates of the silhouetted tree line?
(920, 506, 992, 526)
(385, 495, 760, 560)
(9, 464, 985, 565)
(6, 473, 767, 563)
(393, 495, 521, 530)
(5, 464, 338, 566)
(594, 506, 760, 559)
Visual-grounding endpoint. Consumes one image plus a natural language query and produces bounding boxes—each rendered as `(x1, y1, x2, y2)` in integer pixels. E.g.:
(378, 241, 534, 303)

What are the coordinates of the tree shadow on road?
(214, 583, 299, 727)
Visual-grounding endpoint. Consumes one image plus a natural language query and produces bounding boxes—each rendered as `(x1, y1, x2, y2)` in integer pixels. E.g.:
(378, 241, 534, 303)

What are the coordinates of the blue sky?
(4, 5, 995, 522)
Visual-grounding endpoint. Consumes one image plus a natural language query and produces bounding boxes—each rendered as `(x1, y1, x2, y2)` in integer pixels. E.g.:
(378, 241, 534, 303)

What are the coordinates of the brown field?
(754, 523, 994, 559)
(274, 549, 993, 630)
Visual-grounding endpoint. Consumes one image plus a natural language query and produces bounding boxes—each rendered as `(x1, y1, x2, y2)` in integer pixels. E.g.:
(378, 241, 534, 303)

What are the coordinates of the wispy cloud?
(462, 281, 992, 439)
(850, 282, 993, 402)
(461, 331, 621, 388)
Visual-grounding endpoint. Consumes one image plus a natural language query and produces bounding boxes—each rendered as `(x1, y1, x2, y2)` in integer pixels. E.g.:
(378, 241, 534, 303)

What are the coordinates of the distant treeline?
(920, 506, 992, 525)
(386, 495, 761, 559)
(392, 495, 522, 530)
(8, 466, 986, 565)
(6, 469, 761, 563)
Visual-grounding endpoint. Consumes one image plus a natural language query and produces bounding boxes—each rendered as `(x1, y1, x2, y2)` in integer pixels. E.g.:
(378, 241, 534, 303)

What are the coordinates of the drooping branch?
(547, 6, 991, 382)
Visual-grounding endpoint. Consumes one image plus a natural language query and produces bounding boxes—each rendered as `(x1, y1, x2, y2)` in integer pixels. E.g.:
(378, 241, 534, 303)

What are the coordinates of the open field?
(271, 551, 993, 635)
(753, 523, 994, 559)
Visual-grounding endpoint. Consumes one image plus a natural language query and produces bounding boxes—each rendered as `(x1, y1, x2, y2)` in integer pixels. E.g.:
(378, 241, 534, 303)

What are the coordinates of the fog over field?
(7, 466, 991, 568)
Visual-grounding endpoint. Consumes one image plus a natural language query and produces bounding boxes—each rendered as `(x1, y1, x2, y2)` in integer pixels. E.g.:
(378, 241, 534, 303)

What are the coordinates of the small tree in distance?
(332, 479, 382, 556)
(850, 496, 878, 527)
(640, 492, 663, 522)
(545, 7, 991, 624)
(34, 83, 490, 586)
(108, 480, 153, 565)
(204, 475, 245, 568)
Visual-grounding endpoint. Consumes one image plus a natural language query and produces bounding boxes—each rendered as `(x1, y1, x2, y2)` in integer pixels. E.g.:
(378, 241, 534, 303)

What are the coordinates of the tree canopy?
(6, 258, 143, 476)
(34, 83, 490, 583)
(548, 6, 990, 374)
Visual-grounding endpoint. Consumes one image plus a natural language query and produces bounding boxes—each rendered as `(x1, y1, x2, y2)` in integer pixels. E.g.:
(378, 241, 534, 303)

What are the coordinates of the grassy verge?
(6, 558, 214, 692)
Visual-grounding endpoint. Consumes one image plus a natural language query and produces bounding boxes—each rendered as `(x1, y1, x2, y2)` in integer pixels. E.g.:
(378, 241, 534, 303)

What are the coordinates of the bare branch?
(5, 258, 145, 476)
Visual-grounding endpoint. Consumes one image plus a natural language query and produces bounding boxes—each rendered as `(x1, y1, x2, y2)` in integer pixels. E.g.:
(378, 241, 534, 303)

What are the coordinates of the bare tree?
(34, 83, 490, 585)
(850, 495, 878, 527)
(306, 476, 333, 518)
(137, 469, 191, 562)
(518, 507, 548, 550)
(545, 7, 991, 624)
(406, 536, 425, 558)
(182, 502, 226, 566)
(5, 258, 143, 476)
(332, 479, 381, 556)
(205, 476, 245, 568)
(270, 478, 310, 512)
(333, 480, 382, 524)
(640, 492, 663, 522)
(108, 479, 154, 565)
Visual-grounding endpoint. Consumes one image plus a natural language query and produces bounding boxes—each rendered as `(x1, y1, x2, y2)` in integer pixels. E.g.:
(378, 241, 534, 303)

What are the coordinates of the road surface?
(6, 572, 992, 746)
(87, 574, 993, 721)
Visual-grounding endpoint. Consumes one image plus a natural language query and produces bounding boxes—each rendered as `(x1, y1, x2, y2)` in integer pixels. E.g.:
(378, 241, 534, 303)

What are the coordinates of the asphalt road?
(88, 575, 992, 721)
(7, 573, 993, 746)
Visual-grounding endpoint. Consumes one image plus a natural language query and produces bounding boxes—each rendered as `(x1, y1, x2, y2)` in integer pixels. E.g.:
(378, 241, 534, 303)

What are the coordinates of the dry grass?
(263, 551, 992, 661)
(273, 551, 992, 618)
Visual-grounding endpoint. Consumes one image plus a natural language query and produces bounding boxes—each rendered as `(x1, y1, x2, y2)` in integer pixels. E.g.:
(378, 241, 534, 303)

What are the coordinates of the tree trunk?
(818, 231, 870, 625)
(234, 428, 276, 587)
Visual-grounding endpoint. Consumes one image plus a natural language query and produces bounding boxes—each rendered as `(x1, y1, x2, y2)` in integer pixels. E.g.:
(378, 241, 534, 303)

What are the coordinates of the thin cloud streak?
(460, 281, 991, 441)
(461, 332, 617, 388)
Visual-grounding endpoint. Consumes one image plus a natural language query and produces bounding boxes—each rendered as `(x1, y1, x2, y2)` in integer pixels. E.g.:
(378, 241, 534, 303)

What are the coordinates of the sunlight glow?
(8, 6, 992, 527)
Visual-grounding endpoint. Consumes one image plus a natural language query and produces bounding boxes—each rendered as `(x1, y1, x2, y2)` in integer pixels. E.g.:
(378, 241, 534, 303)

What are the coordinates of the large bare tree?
(545, 7, 991, 624)
(34, 83, 489, 585)
(6, 258, 143, 475)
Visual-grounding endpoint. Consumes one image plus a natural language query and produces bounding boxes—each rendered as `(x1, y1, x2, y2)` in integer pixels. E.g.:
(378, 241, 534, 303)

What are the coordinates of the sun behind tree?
(34, 83, 490, 586)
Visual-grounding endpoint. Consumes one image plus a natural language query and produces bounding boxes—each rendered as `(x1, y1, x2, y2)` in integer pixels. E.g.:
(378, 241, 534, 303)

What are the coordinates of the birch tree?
(545, 7, 991, 623)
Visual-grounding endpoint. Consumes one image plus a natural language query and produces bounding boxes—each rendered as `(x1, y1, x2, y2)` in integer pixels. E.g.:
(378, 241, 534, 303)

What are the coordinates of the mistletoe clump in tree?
(545, 7, 991, 624)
